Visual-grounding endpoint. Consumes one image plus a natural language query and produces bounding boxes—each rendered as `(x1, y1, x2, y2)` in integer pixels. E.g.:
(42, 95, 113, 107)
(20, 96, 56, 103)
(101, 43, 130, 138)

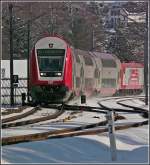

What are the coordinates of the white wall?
(1, 60, 27, 78)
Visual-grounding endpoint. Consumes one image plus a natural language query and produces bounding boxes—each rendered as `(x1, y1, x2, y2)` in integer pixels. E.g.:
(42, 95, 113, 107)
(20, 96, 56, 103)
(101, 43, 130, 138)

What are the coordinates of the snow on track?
(2, 96, 149, 163)
(2, 107, 35, 120)
(2, 125, 148, 163)
(3, 107, 57, 124)
(118, 99, 149, 110)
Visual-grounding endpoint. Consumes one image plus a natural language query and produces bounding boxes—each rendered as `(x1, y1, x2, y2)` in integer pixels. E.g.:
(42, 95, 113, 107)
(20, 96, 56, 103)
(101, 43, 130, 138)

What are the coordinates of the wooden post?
(106, 110, 117, 161)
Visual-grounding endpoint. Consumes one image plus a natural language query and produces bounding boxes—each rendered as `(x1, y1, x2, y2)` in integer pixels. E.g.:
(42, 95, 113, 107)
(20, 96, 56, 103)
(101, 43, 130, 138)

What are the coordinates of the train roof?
(34, 36, 119, 61)
(91, 51, 118, 60)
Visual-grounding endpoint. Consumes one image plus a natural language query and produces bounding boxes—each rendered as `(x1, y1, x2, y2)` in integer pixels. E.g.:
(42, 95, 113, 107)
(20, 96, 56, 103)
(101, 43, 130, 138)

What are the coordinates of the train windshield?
(37, 49, 65, 77)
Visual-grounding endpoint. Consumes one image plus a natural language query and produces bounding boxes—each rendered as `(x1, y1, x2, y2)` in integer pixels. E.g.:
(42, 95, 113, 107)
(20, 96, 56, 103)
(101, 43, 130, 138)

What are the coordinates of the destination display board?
(37, 49, 65, 56)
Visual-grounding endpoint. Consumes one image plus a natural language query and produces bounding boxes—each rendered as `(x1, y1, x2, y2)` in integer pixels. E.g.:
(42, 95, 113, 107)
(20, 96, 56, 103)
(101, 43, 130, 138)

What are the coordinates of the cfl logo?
(49, 43, 53, 48)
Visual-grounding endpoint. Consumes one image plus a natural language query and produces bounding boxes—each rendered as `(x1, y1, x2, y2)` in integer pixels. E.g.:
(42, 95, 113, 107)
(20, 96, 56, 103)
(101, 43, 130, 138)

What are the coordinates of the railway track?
(98, 96, 148, 118)
(2, 96, 149, 146)
(2, 106, 28, 116)
(2, 116, 148, 146)
(116, 98, 148, 111)
(2, 104, 65, 129)
(2, 106, 39, 123)
(117, 98, 148, 118)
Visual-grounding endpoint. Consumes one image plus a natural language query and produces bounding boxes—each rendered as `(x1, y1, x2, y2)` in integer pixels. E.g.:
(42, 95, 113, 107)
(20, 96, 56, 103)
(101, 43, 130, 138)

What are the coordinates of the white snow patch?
(2, 96, 149, 163)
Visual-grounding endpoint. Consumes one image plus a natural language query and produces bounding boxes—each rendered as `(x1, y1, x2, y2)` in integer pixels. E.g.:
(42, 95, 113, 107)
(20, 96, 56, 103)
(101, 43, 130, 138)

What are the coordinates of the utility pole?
(92, 29, 95, 50)
(9, 4, 14, 106)
(27, 20, 30, 102)
(69, 2, 74, 29)
(144, 2, 148, 105)
(50, 3, 54, 35)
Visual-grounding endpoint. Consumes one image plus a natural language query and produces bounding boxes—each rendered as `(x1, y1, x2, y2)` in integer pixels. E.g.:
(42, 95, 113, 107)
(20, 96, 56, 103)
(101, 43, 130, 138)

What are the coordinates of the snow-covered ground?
(1, 96, 149, 164)
(2, 107, 36, 120)
(2, 107, 57, 124)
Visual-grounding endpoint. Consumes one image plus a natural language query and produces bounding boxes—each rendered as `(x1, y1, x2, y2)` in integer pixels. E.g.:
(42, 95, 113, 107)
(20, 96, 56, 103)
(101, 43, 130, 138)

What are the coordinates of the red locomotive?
(119, 62, 144, 94)
(29, 36, 144, 103)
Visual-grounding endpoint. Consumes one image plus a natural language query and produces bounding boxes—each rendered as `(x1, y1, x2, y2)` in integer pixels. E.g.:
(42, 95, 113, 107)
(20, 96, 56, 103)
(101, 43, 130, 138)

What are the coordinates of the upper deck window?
(101, 59, 116, 68)
(83, 56, 93, 66)
(75, 54, 80, 63)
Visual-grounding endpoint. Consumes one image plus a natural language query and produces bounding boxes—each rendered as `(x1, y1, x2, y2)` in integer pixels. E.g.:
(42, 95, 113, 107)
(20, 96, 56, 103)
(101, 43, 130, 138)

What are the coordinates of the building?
(105, 2, 128, 29)
(1, 60, 27, 105)
(1, 60, 27, 78)
(127, 12, 146, 23)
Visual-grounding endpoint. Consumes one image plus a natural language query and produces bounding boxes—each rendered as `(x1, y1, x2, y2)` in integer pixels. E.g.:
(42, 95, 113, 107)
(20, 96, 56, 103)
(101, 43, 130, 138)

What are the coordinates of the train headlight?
(55, 72, 62, 76)
(40, 72, 46, 76)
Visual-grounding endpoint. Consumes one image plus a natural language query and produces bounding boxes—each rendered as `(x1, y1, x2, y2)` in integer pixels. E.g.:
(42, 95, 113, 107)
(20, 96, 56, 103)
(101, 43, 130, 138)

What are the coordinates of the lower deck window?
(85, 78, 94, 88)
(102, 79, 116, 88)
(76, 77, 80, 88)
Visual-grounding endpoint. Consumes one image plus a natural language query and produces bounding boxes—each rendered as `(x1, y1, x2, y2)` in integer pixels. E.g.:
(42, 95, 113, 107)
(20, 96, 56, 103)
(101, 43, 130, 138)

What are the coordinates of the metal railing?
(1, 78, 27, 106)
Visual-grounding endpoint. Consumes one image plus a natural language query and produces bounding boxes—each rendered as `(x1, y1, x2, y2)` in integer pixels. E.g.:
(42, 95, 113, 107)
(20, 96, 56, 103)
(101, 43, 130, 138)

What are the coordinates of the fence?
(1, 78, 27, 107)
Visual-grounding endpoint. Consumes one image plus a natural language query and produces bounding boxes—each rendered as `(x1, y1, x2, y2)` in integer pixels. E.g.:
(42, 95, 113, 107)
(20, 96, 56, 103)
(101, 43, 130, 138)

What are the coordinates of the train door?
(82, 53, 95, 96)
(100, 58, 118, 96)
(73, 49, 82, 96)
(95, 58, 102, 92)
(71, 48, 77, 92)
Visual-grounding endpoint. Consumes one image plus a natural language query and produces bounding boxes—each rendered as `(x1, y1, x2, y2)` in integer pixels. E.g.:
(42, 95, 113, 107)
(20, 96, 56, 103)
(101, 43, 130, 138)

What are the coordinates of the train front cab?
(30, 36, 73, 103)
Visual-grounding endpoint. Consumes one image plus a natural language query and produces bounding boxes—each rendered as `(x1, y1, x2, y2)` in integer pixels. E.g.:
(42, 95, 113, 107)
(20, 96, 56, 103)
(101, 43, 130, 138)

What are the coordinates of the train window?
(37, 49, 65, 74)
(76, 77, 80, 88)
(83, 56, 93, 66)
(38, 57, 64, 72)
(94, 68, 99, 78)
(75, 54, 80, 63)
(85, 78, 94, 88)
(102, 79, 116, 88)
(101, 59, 116, 67)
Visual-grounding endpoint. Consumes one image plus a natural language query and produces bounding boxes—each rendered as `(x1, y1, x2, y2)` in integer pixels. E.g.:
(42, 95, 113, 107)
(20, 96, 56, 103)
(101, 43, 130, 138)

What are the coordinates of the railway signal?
(13, 75, 18, 84)
(13, 75, 19, 105)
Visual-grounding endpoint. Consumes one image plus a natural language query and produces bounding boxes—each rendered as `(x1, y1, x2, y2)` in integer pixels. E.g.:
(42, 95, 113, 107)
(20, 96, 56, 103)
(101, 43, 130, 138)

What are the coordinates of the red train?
(29, 36, 144, 103)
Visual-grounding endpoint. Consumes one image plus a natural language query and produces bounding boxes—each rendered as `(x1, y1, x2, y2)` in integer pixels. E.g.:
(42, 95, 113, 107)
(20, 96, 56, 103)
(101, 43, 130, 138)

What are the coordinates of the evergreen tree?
(2, 3, 30, 59)
(107, 27, 134, 62)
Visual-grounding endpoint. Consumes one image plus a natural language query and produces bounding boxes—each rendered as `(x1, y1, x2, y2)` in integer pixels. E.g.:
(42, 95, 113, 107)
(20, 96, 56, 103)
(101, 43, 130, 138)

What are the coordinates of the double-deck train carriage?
(72, 49, 98, 96)
(30, 36, 144, 103)
(92, 52, 121, 96)
(30, 36, 73, 103)
(119, 62, 144, 94)
(71, 49, 83, 96)
(72, 50, 121, 96)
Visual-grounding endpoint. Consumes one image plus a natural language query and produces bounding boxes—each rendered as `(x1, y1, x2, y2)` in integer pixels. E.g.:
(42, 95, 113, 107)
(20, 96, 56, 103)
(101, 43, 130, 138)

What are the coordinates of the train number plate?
(48, 80, 53, 84)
